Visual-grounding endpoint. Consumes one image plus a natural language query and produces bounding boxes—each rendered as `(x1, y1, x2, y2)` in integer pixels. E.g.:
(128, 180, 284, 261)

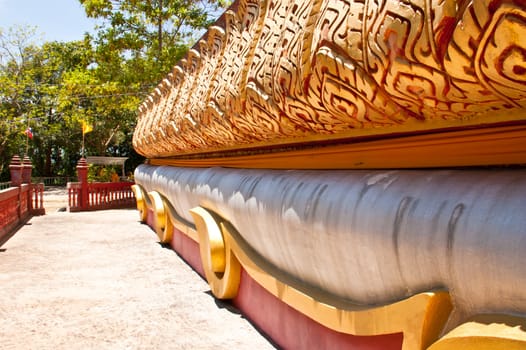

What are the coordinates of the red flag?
(24, 127, 33, 139)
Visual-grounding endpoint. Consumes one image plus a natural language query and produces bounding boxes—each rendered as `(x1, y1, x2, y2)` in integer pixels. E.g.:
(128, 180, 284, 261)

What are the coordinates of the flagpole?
(82, 131, 85, 157)
(25, 117, 30, 156)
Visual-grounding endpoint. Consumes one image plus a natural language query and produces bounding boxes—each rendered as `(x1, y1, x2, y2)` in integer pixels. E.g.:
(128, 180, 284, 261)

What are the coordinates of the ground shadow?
(203, 292, 280, 348)
(149, 233, 280, 348)
(0, 216, 32, 247)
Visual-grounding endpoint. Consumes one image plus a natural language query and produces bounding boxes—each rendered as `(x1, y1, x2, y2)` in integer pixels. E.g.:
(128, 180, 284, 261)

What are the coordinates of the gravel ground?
(0, 209, 275, 350)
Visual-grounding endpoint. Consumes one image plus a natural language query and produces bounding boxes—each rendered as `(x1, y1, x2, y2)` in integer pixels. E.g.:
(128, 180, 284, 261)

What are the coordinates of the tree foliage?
(0, 29, 97, 178)
(0, 26, 50, 178)
(0, 0, 228, 181)
(80, 0, 227, 80)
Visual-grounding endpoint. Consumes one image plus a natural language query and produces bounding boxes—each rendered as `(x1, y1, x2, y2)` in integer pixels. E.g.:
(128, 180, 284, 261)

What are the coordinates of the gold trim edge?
(149, 124, 526, 169)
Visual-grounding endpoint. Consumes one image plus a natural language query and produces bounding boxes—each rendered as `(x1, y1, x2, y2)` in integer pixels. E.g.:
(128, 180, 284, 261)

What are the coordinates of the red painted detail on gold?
(436, 16, 457, 60)
(134, 1, 526, 162)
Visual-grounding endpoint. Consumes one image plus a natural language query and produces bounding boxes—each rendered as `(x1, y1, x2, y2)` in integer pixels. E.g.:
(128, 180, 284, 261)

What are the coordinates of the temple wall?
(131, 0, 526, 348)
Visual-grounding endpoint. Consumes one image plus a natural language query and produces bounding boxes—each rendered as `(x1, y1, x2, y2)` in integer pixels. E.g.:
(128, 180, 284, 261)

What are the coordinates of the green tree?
(58, 68, 144, 157)
(1, 1, 229, 181)
(0, 26, 42, 179)
(0, 26, 95, 179)
(74, 0, 228, 174)
(79, 0, 228, 81)
(27, 40, 96, 177)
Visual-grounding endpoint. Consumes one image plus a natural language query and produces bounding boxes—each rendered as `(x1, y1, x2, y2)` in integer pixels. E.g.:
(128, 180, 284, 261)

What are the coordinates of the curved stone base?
(145, 210, 427, 349)
(133, 165, 526, 349)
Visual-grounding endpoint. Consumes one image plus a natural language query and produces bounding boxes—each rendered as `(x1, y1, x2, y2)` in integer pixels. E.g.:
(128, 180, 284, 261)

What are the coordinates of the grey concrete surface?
(42, 186, 69, 212)
(0, 209, 275, 350)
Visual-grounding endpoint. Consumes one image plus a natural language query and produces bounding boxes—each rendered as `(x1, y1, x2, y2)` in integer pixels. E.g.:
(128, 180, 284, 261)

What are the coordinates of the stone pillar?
(77, 157, 88, 210)
(77, 158, 89, 210)
(77, 158, 88, 183)
(21, 156, 32, 184)
(9, 155, 23, 187)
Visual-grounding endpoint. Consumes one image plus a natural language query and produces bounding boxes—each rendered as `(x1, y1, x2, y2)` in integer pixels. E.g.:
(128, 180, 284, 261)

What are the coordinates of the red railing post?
(22, 156, 32, 184)
(77, 158, 89, 210)
(9, 155, 23, 187)
(29, 183, 45, 216)
(40, 184, 45, 212)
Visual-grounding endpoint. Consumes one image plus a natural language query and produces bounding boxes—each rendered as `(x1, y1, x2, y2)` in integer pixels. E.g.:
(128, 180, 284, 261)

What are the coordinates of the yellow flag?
(82, 120, 93, 134)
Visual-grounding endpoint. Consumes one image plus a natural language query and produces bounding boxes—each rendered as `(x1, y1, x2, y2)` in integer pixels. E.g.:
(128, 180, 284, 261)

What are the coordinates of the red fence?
(0, 183, 45, 245)
(68, 181, 136, 212)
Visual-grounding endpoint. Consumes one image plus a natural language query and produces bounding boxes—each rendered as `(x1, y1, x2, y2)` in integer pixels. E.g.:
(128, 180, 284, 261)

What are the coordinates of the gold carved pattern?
(133, 0, 526, 158)
(216, 1, 270, 142)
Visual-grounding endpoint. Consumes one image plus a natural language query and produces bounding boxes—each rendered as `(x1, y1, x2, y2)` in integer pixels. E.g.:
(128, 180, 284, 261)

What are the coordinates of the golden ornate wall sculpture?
(133, 0, 526, 162)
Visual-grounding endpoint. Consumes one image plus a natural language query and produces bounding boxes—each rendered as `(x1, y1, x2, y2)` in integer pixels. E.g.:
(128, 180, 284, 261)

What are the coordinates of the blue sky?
(0, 0, 97, 43)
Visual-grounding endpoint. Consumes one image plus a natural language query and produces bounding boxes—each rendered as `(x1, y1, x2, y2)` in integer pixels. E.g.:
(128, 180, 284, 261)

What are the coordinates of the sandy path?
(42, 186, 69, 213)
(0, 209, 275, 349)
